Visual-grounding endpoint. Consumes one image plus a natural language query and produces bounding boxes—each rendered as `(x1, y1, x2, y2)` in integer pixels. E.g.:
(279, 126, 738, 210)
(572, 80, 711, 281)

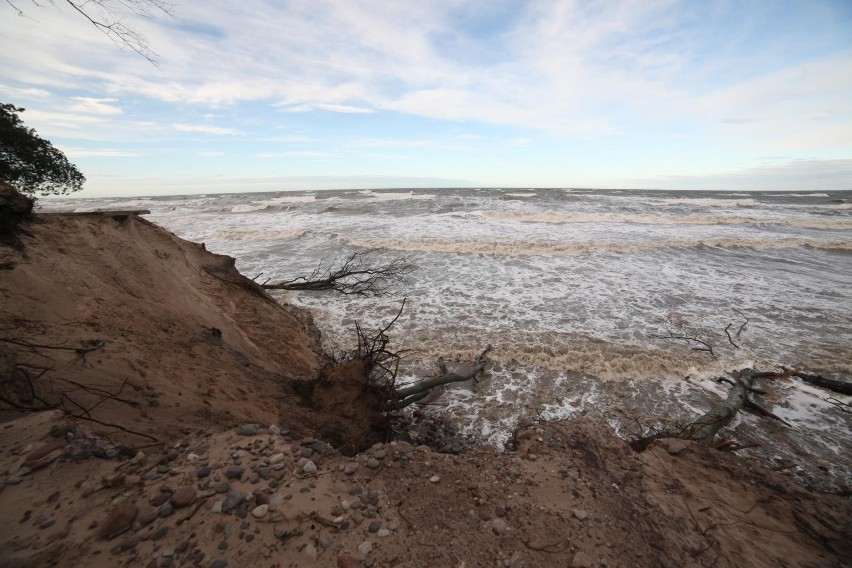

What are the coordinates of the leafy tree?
(0, 103, 85, 196)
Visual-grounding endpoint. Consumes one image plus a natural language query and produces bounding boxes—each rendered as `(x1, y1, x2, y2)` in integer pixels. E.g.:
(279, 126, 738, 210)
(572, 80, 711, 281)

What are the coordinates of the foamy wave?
(504, 192, 537, 198)
(475, 210, 852, 230)
(766, 193, 830, 198)
(658, 197, 760, 207)
(231, 203, 269, 213)
(261, 195, 316, 205)
(358, 190, 436, 201)
(211, 228, 307, 241)
(345, 236, 852, 257)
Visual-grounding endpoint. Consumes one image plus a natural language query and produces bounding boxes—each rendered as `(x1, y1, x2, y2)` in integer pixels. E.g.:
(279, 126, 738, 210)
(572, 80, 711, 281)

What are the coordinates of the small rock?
(344, 463, 360, 475)
(159, 504, 174, 518)
(269, 425, 281, 435)
(224, 466, 245, 480)
(211, 501, 223, 514)
(573, 509, 588, 521)
(337, 554, 363, 568)
(303, 461, 318, 475)
(373, 449, 386, 460)
(251, 504, 268, 518)
(357, 541, 373, 558)
(222, 492, 245, 513)
(368, 521, 381, 533)
(429, 476, 440, 483)
(197, 466, 212, 479)
(659, 438, 691, 455)
(210, 560, 227, 568)
(139, 510, 159, 526)
(571, 551, 594, 568)
(302, 543, 318, 559)
(366, 458, 380, 469)
(98, 503, 139, 540)
(238, 424, 258, 436)
(215, 482, 230, 494)
(816, 459, 832, 470)
(269, 453, 285, 465)
(377, 528, 391, 537)
(170, 486, 196, 508)
(491, 518, 508, 535)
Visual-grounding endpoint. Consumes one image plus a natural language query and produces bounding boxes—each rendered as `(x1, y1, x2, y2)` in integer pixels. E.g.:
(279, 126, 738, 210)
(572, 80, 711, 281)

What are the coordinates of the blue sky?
(1, 0, 851, 196)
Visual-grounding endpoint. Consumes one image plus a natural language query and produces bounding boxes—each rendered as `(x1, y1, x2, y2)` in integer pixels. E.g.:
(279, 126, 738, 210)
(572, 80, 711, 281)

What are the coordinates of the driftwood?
(793, 371, 852, 396)
(263, 250, 413, 296)
(386, 345, 492, 411)
(684, 369, 796, 446)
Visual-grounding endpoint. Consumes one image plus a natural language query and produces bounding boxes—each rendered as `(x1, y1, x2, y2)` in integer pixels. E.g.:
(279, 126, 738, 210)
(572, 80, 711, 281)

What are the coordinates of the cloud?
(62, 147, 143, 157)
(172, 124, 239, 135)
(257, 151, 328, 158)
(68, 97, 123, 115)
(281, 102, 374, 114)
(197, 150, 224, 157)
(0, 83, 51, 99)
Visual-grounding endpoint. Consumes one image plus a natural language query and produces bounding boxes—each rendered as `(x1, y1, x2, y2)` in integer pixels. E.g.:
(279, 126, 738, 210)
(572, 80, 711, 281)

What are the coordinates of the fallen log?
(386, 345, 492, 411)
(684, 369, 758, 446)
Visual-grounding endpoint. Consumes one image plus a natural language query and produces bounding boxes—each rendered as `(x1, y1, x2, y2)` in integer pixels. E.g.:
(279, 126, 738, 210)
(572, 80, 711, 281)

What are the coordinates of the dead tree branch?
(263, 250, 413, 296)
(386, 345, 492, 411)
(6, 0, 174, 64)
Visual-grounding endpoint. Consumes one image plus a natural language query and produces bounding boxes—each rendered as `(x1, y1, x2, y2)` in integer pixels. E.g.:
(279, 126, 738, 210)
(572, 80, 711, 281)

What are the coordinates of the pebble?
(373, 449, 386, 460)
(251, 504, 268, 518)
(491, 518, 508, 535)
(238, 424, 258, 436)
(571, 551, 594, 568)
(210, 560, 227, 568)
(159, 504, 174, 518)
(302, 543, 318, 559)
(574, 509, 588, 521)
(366, 458, 380, 469)
(344, 463, 360, 475)
(221, 492, 245, 514)
(98, 502, 138, 539)
(357, 541, 374, 557)
(377, 528, 391, 538)
(269, 453, 285, 465)
(170, 486, 196, 508)
(211, 501, 223, 514)
(215, 482, 230, 494)
(269, 425, 281, 435)
(368, 521, 381, 533)
(139, 510, 159, 526)
(197, 466, 211, 479)
(303, 461, 317, 475)
(429, 476, 441, 483)
(224, 466, 245, 480)
(817, 459, 832, 470)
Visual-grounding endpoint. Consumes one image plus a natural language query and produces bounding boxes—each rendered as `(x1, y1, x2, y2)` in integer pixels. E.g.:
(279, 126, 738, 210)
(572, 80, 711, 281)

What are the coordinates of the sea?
(44, 188, 852, 484)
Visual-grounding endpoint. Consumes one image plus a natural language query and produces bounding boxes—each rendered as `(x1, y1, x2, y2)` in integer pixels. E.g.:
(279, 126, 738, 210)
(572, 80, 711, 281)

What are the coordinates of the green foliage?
(0, 102, 85, 196)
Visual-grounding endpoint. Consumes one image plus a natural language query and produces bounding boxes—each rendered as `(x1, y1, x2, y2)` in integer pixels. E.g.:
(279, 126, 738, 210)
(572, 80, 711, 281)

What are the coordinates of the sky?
(1, 0, 851, 197)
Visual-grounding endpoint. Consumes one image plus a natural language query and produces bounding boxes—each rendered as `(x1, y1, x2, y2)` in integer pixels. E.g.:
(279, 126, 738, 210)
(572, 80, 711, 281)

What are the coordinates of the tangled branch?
(263, 250, 413, 296)
(6, 0, 174, 64)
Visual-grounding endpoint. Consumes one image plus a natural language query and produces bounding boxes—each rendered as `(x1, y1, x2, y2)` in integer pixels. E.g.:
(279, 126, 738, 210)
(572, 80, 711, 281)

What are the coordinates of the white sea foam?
(357, 190, 436, 201)
(475, 210, 852, 229)
(231, 203, 269, 213)
(658, 197, 760, 207)
(343, 235, 852, 257)
(212, 228, 307, 241)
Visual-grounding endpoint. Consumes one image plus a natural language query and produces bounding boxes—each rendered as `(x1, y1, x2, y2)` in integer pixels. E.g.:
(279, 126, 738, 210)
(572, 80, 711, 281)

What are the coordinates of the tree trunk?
(685, 369, 755, 446)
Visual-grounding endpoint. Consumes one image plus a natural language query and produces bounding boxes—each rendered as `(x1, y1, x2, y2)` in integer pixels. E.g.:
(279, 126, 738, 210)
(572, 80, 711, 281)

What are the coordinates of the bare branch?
(263, 250, 414, 296)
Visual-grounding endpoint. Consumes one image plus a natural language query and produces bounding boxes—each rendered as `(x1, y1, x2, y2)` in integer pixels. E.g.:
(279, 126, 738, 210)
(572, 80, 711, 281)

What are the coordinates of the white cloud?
(68, 97, 123, 115)
(0, 83, 51, 99)
(172, 124, 239, 135)
(257, 151, 328, 158)
(197, 150, 224, 157)
(62, 147, 143, 157)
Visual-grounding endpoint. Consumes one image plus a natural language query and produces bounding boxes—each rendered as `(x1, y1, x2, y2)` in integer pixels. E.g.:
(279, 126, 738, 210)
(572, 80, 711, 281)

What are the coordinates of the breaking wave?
(475, 210, 852, 229)
(344, 236, 852, 257)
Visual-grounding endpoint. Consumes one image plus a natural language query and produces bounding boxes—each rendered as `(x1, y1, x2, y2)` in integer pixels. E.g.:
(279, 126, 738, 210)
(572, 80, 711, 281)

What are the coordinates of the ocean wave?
(230, 203, 269, 213)
(344, 236, 852, 256)
(473, 210, 852, 230)
(357, 190, 436, 201)
(658, 197, 760, 207)
(211, 228, 307, 241)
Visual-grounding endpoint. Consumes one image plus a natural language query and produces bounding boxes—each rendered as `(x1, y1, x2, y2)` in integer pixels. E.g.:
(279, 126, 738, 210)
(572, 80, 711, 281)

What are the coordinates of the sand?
(0, 211, 849, 567)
